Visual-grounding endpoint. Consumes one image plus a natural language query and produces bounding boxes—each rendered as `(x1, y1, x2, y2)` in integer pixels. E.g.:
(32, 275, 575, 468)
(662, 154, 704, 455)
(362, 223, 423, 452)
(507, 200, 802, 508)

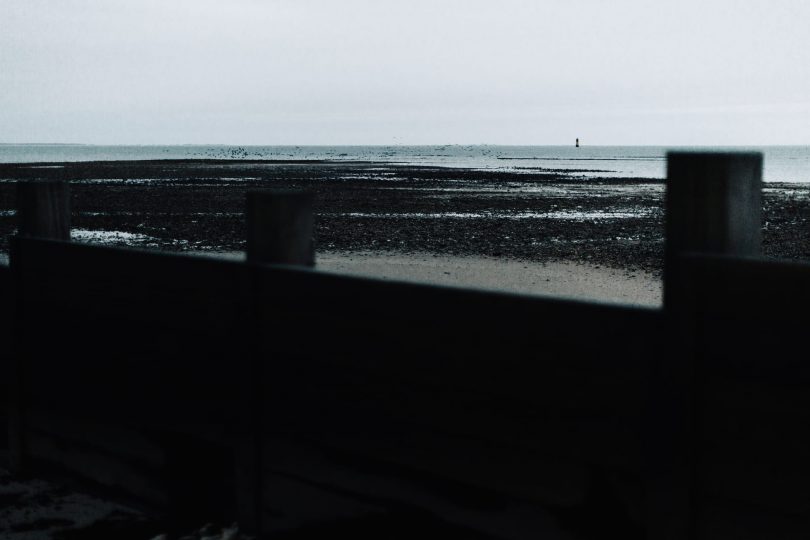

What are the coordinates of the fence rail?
(2, 152, 809, 539)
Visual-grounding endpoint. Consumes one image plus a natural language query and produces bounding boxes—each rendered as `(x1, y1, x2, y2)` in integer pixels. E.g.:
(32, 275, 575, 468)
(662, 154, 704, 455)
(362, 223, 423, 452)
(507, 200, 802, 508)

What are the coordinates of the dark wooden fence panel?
(12, 238, 253, 431)
(253, 266, 661, 535)
(8, 237, 663, 538)
(10, 238, 255, 524)
(0, 263, 10, 464)
(683, 254, 810, 537)
(10, 151, 810, 538)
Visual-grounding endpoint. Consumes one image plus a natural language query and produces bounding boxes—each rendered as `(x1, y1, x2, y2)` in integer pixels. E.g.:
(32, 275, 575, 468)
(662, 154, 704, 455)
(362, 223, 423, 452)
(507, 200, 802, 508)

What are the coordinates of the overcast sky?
(1, 0, 809, 145)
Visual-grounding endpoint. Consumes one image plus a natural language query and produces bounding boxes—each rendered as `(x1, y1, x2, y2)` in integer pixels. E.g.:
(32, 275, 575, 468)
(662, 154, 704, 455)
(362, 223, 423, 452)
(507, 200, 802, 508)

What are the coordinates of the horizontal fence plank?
(10, 237, 661, 535)
(10, 239, 258, 524)
(249, 262, 660, 531)
(12, 238, 255, 437)
(682, 254, 810, 376)
(259, 435, 593, 540)
(0, 262, 10, 463)
(683, 253, 810, 521)
(27, 410, 165, 466)
(27, 428, 169, 507)
(699, 496, 810, 540)
(253, 264, 658, 457)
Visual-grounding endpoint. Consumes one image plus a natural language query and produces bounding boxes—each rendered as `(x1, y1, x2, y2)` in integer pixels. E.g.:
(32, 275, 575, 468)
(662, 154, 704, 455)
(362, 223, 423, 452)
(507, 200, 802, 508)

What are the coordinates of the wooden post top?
(246, 190, 315, 267)
(16, 180, 71, 241)
(664, 151, 763, 309)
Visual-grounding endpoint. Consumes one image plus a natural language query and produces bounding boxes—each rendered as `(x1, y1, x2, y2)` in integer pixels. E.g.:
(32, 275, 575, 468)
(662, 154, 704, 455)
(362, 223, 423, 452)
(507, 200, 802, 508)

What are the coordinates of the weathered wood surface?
(251, 264, 660, 535)
(0, 263, 10, 466)
(11, 238, 252, 431)
(8, 244, 810, 538)
(664, 151, 762, 309)
(10, 238, 254, 526)
(8, 236, 661, 537)
(247, 190, 314, 266)
(681, 254, 810, 538)
(650, 152, 764, 540)
(16, 180, 71, 241)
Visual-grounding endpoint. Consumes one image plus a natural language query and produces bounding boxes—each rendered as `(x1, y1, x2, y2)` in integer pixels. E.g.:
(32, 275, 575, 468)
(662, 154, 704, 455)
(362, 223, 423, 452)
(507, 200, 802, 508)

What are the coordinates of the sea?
(1, 144, 810, 183)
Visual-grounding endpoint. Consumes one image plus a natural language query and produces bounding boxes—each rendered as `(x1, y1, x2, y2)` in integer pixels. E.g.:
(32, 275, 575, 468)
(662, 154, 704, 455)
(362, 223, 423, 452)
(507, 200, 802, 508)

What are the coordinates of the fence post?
(16, 180, 71, 241)
(246, 190, 315, 266)
(237, 190, 315, 534)
(9, 180, 72, 473)
(647, 152, 762, 540)
(663, 152, 762, 308)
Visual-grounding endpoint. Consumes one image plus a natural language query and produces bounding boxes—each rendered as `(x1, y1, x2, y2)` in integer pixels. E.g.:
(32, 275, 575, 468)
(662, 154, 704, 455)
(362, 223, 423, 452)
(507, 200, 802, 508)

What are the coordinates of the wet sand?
(199, 250, 662, 306)
(319, 252, 662, 306)
(1, 246, 664, 304)
(0, 466, 254, 539)
(0, 467, 154, 540)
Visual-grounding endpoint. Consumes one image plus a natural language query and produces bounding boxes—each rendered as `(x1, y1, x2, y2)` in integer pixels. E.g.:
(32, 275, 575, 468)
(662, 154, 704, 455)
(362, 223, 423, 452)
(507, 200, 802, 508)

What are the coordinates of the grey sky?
(1, 0, 809, 145)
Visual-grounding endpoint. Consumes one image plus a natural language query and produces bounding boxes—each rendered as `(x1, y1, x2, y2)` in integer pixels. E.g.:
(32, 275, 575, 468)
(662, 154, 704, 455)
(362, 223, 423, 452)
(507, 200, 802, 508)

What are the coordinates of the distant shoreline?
(2, 146, 810, 182)
(3, 143, 810, 147)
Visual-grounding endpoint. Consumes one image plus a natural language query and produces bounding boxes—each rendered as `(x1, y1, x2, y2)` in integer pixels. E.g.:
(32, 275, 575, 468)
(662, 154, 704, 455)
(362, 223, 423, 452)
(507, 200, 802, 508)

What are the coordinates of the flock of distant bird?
(184, 144, 506, 162)
(193, 147, 256, 159)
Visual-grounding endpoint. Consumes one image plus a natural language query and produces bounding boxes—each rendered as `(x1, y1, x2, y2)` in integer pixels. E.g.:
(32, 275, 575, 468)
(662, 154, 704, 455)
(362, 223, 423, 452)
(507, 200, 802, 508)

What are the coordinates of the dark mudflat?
(1, 160, 808, 274)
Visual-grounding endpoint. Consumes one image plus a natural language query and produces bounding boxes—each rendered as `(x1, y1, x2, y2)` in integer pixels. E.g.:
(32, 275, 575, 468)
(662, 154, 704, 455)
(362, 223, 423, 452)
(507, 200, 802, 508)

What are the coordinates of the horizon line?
(2, 142, 809, 148)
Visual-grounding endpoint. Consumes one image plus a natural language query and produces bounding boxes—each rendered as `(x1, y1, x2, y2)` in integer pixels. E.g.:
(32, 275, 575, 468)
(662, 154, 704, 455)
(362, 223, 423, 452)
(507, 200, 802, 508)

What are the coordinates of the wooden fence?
(2, 152, 808, 539)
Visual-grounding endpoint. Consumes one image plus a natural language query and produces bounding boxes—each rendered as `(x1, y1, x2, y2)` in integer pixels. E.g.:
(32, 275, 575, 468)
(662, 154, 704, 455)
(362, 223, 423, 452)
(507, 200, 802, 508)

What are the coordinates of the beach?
(202, 249, 661, 306)
(3, 0, 809, 533)
(1, 159, 809, 301)
(2, 157, 810, 538)
(318, 252, 661, 306)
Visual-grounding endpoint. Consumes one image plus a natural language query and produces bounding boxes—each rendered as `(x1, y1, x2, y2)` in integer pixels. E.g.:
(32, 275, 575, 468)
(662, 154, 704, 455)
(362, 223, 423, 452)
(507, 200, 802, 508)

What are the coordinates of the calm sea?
(1, 144, 809, 183)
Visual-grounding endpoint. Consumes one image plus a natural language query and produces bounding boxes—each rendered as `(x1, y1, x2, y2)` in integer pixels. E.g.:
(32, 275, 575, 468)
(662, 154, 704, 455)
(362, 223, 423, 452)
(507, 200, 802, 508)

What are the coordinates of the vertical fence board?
(9, 180, 71, 473)
(648, 152, 763, 540)
(0, 263, 10, 466)
(246, 190, 314, 266)
(16, 180, 71, 241)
